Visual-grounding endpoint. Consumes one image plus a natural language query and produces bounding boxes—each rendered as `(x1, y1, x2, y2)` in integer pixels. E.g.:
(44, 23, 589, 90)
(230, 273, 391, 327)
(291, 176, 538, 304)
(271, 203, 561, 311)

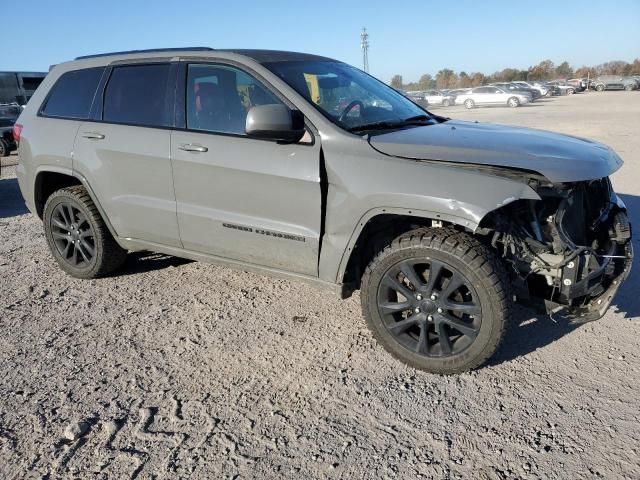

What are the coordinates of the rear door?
(170, 62, 322, 276)
(73, 63, 181, 247)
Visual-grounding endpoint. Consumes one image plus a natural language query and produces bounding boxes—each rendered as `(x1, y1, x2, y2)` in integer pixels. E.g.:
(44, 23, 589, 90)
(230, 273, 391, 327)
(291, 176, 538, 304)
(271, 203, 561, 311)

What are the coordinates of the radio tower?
(361, 28, 370, 72)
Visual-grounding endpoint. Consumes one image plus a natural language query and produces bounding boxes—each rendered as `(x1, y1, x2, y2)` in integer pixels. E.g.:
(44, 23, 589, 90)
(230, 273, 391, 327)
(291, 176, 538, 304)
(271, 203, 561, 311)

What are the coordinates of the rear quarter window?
(41, 67, 105, 119)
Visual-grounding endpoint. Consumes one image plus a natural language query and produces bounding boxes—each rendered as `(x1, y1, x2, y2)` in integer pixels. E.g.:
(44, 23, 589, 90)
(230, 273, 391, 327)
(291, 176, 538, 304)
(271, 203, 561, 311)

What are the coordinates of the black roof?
(74, 47, 336, 63)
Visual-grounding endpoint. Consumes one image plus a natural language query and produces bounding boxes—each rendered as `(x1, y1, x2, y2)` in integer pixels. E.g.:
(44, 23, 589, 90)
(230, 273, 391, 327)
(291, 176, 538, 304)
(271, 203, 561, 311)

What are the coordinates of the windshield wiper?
(347, 115, 433, 133)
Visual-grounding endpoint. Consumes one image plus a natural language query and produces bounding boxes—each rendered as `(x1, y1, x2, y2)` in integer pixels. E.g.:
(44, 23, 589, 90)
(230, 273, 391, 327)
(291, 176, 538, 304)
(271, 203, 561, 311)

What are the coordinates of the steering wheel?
(338, 100, 364, 123)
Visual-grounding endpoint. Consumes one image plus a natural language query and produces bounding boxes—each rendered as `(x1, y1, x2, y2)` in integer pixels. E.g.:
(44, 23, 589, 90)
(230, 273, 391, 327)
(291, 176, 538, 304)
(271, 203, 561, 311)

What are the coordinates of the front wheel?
(43, 186, 127, 279)
(595, 84, 605, 92)
(507, 97, 520, 107)
(361, 228, 512, 374)
(567, 88, 575, 95)
(464, 99, 475, 109)
(442, 99, 451, 107)
(624, 84, 634, 91)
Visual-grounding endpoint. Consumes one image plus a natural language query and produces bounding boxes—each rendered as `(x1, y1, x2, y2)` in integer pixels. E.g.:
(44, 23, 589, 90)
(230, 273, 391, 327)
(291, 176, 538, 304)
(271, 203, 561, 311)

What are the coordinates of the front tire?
(361, 228, 512, 374)
(464, 99, 475, 109)
(507, 97, 520, 107)
(567, 88, 575, 95)
(43, 186, 127, 279)
(595, 84, 605, 92)
(442, 99, 451, 107)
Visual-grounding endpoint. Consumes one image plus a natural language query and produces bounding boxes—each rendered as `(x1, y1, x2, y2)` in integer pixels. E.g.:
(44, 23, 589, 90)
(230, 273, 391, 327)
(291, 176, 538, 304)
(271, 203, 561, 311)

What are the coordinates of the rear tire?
(43, 186, 127, 279)
(0, 139, 9, 157)
(464, 99, 475, 109)
(624, 84, 633, 91)
(442, 99, 451, 107)
(595, 84, 605, 92)
(360, 227, 512, 374)
(567, 88, 575, 95)
(507, 97, 520, 107)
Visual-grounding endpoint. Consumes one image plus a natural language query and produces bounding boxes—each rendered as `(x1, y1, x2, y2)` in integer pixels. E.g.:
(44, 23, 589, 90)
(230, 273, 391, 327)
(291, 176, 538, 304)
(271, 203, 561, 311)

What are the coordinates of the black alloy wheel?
(50, 202, 96, 268)
(377, 258, 481, 357)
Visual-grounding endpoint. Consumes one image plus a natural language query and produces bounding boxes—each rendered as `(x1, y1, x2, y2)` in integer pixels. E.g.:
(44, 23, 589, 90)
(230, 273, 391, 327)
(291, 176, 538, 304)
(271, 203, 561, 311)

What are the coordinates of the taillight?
(12, 123, 23, 145)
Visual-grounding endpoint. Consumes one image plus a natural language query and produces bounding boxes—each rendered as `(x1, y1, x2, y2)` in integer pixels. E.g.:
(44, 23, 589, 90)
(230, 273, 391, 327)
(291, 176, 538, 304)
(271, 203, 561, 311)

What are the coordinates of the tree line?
(390, 58, 640, 90)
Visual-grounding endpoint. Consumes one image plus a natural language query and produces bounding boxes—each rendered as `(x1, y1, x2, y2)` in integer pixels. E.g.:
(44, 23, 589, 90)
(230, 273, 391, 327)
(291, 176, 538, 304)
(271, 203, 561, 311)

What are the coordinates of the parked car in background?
(423, 90, 456, 106)
(0, 71, 47, 107)
(492, 82, 541, 100)
(512, 81, 549, 97)
(591, 76, 638, 91)
(405, 91, 430, 108)
(0, 116, 17, 156)
(567, 78, 588, 92)
(546, 80, 576, 95)
(455, 86, 531, 108)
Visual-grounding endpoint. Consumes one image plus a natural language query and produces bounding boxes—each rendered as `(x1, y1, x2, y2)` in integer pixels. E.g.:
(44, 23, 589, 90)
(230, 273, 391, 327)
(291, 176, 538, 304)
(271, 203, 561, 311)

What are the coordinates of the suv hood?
(368, 120, 623, 182)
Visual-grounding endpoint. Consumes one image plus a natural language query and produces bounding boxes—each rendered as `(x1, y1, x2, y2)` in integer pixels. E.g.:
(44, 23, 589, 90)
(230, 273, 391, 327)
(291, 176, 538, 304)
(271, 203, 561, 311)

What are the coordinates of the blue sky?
(5, 0, 639, 82)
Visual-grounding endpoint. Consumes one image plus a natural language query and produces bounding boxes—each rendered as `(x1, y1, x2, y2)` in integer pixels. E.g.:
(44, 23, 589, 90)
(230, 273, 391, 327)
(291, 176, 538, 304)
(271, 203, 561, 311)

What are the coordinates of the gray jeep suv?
(15, 48, 633, 374)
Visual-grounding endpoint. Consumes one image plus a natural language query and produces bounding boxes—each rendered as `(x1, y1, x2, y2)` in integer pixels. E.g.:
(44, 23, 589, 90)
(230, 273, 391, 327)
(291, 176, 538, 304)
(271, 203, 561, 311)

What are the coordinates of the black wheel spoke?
(388, 315, 421, 334)
(52, 218, 69, 231)
(442, 272, 465, 299)
(382, 275, 414, 301)
(379, 300, 412, 315)
(77, 243, 90, 263)
(80, 239, 95, 257)
(437, 323, 453, 354)
(443, 301, 480, 316)
(398, 260, 424, 290)
(52, 231, 70, 241)
(424, 260, 444, 294)
(440, 314, 479, 339)
(415, 323, 428, 354)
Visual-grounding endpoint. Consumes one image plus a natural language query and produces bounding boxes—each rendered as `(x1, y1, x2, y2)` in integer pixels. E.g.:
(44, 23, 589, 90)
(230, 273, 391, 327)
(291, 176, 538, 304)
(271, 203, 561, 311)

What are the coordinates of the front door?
(170, 63, 322, 276)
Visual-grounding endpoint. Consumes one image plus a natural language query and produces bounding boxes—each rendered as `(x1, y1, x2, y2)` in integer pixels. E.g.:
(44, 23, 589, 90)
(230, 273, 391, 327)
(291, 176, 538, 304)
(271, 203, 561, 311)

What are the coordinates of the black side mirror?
(245, 104, 305, 143)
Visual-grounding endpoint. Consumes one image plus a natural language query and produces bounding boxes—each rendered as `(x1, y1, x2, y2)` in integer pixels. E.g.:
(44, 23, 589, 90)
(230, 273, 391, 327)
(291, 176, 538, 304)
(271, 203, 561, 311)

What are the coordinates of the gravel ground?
(1, 92, 639, 479)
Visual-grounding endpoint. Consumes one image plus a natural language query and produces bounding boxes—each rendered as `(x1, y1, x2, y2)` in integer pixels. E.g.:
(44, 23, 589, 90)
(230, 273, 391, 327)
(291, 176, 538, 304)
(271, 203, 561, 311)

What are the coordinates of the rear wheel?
(43, 186, 127, 279)
(442, 99, 451, 107)
(595, 84, 605, 92)
(361, 227, 512, 374)
(567, 88, 575, 95)
(624, 84, 634, 91)
(507, 97, 520, 107)
(464, 99, 475, 109)
(0, 139, 8, 157)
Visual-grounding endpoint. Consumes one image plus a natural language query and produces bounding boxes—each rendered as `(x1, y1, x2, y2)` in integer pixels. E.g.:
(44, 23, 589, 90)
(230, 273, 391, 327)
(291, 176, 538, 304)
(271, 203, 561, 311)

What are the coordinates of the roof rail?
(75, 47, 214, 60)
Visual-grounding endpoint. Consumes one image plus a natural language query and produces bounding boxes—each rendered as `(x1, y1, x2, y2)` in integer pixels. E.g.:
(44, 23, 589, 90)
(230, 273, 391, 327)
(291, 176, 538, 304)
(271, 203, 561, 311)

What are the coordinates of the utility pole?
(361, 28, 369, 73)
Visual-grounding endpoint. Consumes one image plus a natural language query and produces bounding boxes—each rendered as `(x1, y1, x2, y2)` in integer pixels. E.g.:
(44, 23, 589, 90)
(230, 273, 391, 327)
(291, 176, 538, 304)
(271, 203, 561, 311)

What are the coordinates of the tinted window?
(41, 68, 104, 119)
(103, 64, 171, 127)
(187, 64, 283, 135)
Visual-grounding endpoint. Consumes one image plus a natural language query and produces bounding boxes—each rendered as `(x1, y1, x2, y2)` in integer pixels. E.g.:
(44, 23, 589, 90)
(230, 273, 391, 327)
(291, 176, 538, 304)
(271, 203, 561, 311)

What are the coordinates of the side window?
(41, 68, 105, 119)
(187, 64, 283, 135)
(103, 64, 171, 127)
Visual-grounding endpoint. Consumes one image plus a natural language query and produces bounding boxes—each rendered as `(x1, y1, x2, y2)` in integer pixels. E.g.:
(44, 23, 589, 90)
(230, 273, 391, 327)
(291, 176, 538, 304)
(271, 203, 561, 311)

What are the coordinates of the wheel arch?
(33, 167, 119, 240)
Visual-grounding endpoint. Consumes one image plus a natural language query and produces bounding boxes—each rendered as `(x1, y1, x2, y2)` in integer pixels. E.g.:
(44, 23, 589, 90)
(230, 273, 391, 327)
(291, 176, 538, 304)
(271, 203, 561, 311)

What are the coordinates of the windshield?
(263, 60, 432, 131)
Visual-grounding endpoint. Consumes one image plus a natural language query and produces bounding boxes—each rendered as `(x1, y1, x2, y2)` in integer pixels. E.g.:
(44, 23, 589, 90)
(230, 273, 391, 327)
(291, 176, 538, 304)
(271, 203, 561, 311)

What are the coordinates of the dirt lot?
(1, 92, 639, 479)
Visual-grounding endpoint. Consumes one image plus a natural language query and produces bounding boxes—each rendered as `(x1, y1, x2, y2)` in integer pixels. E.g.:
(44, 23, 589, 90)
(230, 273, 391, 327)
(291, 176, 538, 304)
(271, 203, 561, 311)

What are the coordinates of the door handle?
(81, 132, 105, 140)
(178, 143, 208, 153)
